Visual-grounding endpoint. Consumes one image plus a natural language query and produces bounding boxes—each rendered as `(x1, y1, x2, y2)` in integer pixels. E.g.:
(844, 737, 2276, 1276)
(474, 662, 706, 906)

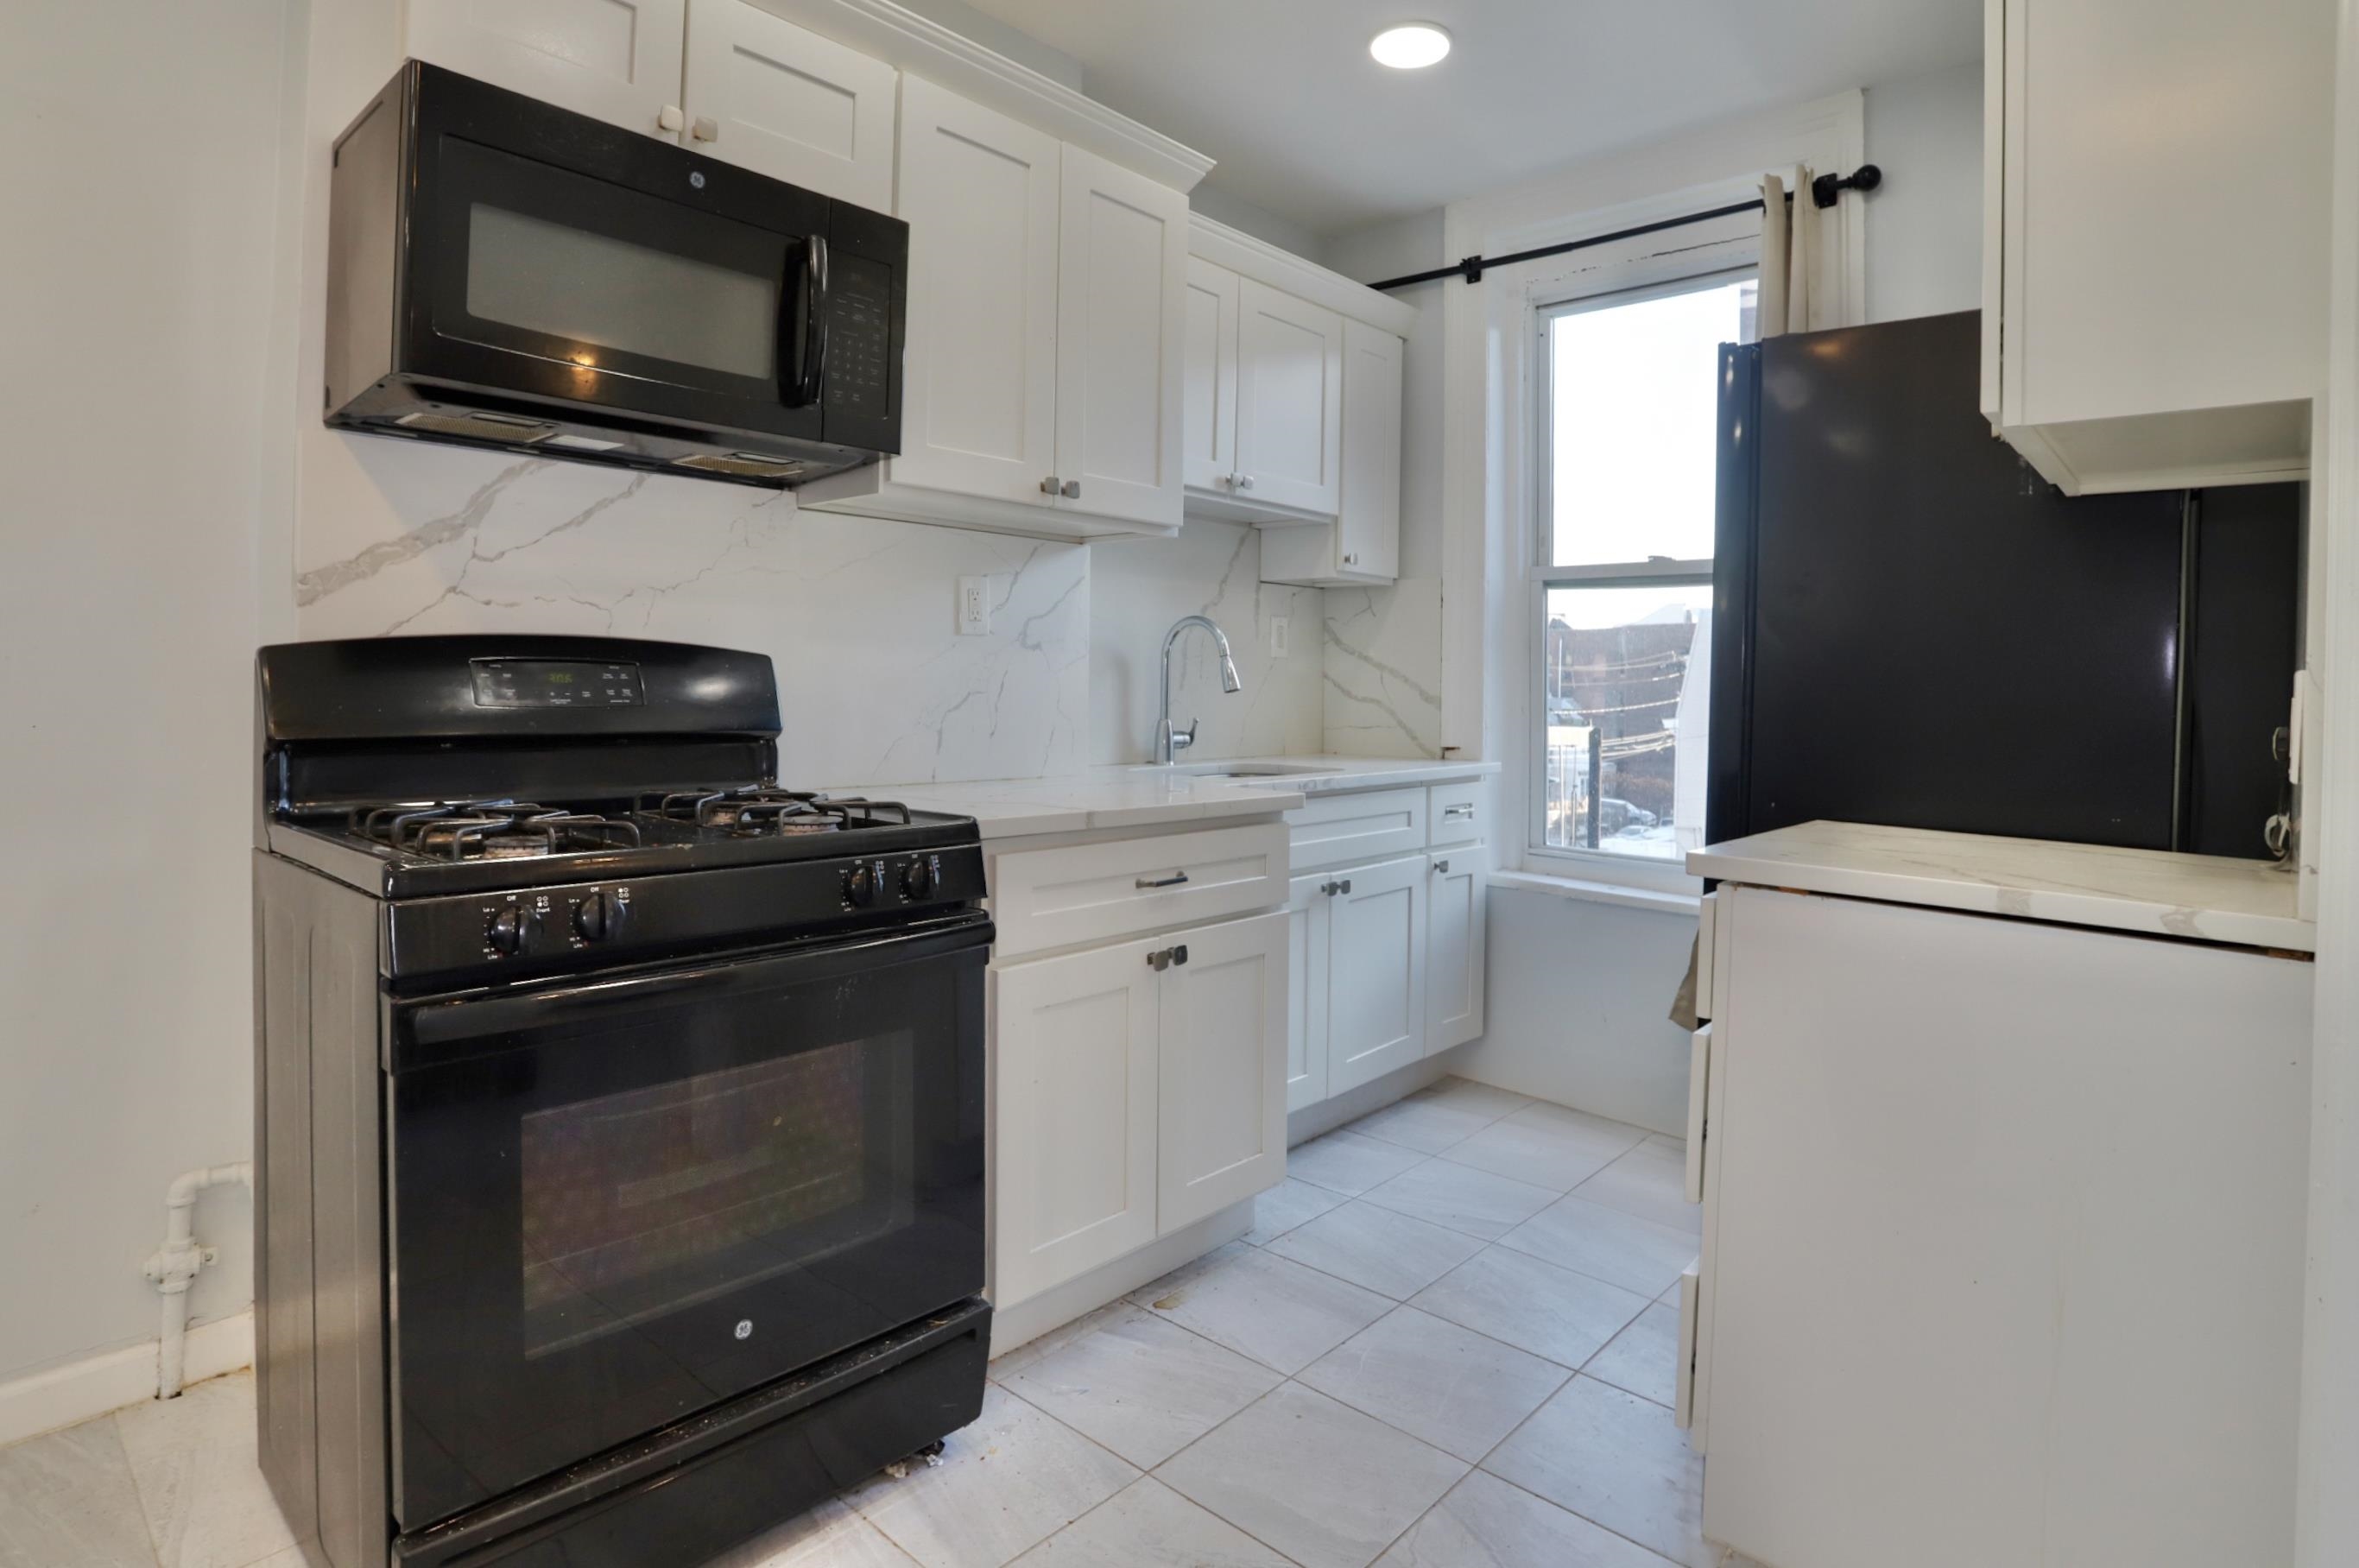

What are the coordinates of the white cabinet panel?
(1324, 854, 1426, 1094)
(1336, 319, 1402, 579)
(890, 74, 1061, 509)
(1285, 871, 1331, 1112)
(991, 936, 1160, 1306)
(680, 0, 896, 206)
(1424, 849, 1484, 1053)
(989, 822, 1288, 960)
(1182, 257, 1241, 494)
(1983, 0, 2330, 491)
(1233, 280, 1344, 515)
(408, 0, 687, 137)
(1054, 146, 1186, 528)
(1158, 912, 1288, 1232)
(1287, 787, 1426, 869)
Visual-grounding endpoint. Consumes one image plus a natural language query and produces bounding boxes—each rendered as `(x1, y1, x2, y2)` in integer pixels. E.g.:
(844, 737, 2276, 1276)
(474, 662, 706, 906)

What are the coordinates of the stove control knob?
(845, 860, 883, 907)
(486, 906, 530, 956)
(902, 855, 940, 900)
(573, 891, 623, 942)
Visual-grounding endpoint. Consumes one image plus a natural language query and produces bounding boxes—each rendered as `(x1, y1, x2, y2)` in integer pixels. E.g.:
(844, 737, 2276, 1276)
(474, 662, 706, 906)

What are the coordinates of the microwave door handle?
(785, 232, 829, 408)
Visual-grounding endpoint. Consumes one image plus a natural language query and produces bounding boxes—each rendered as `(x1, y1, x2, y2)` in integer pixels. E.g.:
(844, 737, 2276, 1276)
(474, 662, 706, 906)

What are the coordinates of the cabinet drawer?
(1287, 788, 1425, 869)
(990, 822, 1288, 958)
(1427, 781, 1483, 848)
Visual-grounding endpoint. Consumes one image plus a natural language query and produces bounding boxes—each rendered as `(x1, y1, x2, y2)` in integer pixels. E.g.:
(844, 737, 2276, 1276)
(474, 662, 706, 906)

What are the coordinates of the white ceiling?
(952, 0, 1983, 236)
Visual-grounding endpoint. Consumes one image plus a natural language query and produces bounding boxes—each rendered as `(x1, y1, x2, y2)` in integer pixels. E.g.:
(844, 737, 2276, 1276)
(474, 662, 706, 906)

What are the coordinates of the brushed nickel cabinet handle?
(1040, 475, 1061, 495)
(1061, 479, 1081, 499)
(691, 116, 719, 142)
(1135, 871, 1190, 889)
(1433, 858, 1451, 874)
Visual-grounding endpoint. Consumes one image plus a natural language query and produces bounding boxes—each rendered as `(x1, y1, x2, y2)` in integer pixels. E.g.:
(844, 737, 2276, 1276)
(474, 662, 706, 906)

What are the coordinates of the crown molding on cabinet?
(743, 0, 1216, 193)
(1189, 215, 1420, 337)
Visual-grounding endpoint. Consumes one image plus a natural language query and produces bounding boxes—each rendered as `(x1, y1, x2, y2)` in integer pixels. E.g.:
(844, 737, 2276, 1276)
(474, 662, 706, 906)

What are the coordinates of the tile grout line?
(1457, 1374, 1698, 1568)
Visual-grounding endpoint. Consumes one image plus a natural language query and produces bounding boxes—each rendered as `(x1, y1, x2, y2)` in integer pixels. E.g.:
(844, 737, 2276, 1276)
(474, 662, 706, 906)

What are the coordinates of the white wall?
(1088, 523, 1323, 765)
(1458, 889, 1698, 1135)
(0, 0, 290, 1383)
(1189, 185, 1327, 263)
(1863, 61, 1985, 323)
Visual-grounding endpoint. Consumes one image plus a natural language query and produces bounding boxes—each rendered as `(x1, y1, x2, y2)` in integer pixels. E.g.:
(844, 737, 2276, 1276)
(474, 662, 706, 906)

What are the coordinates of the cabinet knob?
(1060, 479, 1081, 499)
(1434, 858, 1450, 874)
(1343, 553, 1357, 566)
(1236, 474, 1255, 491)
(657, 104, 685, 133)
(1041, 475, 1061, 495)
(691, 116, 720, 142)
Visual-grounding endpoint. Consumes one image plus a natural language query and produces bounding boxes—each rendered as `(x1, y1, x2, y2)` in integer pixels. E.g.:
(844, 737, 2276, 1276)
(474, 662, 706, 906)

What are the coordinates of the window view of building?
(1539, 274, 1755, 863)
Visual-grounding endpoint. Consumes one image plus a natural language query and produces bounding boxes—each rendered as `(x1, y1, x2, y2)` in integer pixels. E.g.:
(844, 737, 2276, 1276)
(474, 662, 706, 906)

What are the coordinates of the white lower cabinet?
(1285, 871, 1331, 1111)
(1424, 848, 1485, 1052)
(1323, 854, 1427, 1095)
(991, 909, 1287, 1309)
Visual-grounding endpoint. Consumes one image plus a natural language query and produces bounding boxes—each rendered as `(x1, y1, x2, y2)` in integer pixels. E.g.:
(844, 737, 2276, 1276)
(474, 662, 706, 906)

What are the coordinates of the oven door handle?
(394, 914, 990, 1072)
(782, 231, 829, 408)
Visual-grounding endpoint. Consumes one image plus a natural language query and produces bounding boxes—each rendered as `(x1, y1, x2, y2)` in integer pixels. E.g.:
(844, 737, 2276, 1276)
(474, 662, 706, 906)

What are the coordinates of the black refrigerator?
(1705, 310, 2296, 861)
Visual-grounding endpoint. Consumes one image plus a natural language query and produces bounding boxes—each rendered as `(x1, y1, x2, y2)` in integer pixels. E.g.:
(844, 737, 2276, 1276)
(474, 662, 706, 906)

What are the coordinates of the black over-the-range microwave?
(326, 60, 906, 487)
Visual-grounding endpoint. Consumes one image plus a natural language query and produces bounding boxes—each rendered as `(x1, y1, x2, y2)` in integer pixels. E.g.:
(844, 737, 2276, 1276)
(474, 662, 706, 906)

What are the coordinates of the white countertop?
(845, 756, 1497, 841)
(1689, 820, 2313, 952)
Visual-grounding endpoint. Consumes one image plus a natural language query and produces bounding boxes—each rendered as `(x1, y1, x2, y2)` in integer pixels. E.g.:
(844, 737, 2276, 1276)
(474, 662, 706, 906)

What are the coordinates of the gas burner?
(351, 800, 642, 862)
(646, 787, 914, 837)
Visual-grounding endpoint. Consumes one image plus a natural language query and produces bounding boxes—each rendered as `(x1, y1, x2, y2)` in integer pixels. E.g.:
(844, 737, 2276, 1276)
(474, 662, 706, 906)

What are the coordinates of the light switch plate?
(1269, 616, 1289, 658)
(958, 576, 991, 636)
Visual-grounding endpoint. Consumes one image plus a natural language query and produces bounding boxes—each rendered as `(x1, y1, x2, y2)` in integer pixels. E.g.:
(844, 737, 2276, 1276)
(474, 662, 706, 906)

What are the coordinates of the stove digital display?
(471, 659, 644, 708)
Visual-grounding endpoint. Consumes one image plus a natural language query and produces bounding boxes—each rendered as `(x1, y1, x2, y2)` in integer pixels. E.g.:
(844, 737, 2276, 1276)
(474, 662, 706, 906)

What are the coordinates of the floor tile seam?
(1019, 1470, 1317, 1568)
(1465, 1381, 1697, 1567)
(99, 1407, 169, 1568)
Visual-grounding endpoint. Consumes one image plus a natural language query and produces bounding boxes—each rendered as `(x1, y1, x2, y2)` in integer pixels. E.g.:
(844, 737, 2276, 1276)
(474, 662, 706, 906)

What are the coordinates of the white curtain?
(1758, 170, 1820, 338)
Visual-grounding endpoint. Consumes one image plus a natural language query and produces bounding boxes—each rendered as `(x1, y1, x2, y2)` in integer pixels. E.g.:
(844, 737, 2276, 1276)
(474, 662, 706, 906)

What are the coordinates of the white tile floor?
(0, 1078, 1761, 1568)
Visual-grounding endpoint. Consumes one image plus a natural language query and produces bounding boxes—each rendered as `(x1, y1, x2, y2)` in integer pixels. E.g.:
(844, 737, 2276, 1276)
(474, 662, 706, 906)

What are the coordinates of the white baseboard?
(0, 1311, 255, 1448)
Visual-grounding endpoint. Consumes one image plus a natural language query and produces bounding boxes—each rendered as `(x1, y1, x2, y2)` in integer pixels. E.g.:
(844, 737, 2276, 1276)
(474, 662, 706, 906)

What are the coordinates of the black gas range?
(252, 635, 990, 1568)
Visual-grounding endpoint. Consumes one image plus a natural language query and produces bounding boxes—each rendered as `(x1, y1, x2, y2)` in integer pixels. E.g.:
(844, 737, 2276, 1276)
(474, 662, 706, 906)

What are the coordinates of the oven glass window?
(466, 201, 779, 379)
(517, 1033, 913, 1360)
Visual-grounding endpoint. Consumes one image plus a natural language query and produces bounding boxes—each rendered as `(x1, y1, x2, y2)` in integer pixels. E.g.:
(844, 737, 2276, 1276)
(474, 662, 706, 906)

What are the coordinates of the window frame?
(1523, 262, 1758, 891)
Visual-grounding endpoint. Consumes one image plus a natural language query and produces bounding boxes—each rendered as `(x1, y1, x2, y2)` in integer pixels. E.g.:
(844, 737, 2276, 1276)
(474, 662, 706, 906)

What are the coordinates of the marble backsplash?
(296, 443, 1090, 788)
(1087, 520, 1325, 765)
(294, 438, 1439, 784)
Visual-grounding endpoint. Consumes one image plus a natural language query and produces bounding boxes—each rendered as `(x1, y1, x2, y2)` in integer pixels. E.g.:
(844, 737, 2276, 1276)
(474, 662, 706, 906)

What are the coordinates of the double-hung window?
(1533, 269, 1757, 876)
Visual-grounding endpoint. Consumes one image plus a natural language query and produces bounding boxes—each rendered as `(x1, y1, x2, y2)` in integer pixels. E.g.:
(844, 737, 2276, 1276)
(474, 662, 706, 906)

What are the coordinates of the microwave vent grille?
(674, 452, 810, 479)
(397, 410, 560, 444)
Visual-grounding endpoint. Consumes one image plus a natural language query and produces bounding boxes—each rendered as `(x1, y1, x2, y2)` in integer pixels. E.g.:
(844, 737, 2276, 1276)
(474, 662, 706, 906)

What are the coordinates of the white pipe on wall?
(142, 1162, 251, 1400)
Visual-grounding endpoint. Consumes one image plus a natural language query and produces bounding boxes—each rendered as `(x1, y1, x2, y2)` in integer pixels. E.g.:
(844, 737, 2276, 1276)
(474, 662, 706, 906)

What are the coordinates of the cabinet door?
(1182, 257, 1241, 493)
(1159, 912, 1289, 1233)
(408, 0, 686, 139)
(990, 936, 1160, 1308)
(891, 75, 1060, 509)
(1424, 849, 1485, 1052)
(1337, 319, 1403, 579)
(1285, 871, 1331, 1112)
(1325, 854, 1427, 1094)
(1054, 146, 1187, 528)
(1233, 280, 1344, 515)
(680, 0, 897, 208)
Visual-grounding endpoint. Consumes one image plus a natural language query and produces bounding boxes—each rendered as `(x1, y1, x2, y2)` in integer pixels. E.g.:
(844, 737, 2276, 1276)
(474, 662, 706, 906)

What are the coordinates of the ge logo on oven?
(734, 1319, 753, 1341)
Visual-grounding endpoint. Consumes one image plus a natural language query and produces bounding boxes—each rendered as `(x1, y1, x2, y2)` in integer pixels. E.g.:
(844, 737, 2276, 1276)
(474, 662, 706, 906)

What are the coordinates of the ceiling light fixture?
(1370, 22, 1451, 70)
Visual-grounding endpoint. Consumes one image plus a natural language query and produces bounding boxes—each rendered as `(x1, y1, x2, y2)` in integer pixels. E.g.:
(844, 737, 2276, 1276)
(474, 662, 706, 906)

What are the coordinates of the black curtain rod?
(1367, 164, 1882, 291)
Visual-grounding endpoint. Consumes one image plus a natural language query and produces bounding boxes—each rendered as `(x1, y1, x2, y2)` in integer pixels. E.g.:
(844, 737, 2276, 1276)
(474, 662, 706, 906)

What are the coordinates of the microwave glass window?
(467, 202, 780, 380)
(517, 1033, 914, 1359)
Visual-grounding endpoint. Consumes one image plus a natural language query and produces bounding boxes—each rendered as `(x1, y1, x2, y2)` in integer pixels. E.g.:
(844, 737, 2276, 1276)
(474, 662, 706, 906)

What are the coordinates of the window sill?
(1486, 869, 1703, 917)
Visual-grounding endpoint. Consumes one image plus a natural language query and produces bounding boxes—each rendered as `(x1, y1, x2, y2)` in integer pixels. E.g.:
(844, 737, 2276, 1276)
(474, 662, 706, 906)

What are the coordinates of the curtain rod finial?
(1812, 164, 1882, 209)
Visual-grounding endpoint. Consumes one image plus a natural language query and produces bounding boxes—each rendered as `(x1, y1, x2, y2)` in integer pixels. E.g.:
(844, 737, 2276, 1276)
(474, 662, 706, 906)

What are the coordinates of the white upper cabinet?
(679, 0, 898, 207)
(1054, 146, 1188, 529)
(1337, 319, 1404, 579)
(800, 74, 1189, 540)
(881, 74, 1064, 510)
(1233, 281, 1345, 516)
(1983, 0, 2333, 493)
(408, 0, 688, 138)
(1182, 257, 1243, 496)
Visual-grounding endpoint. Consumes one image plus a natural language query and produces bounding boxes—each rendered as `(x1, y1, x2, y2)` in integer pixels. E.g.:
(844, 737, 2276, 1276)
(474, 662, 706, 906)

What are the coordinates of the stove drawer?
(990, 823, 1289, 958)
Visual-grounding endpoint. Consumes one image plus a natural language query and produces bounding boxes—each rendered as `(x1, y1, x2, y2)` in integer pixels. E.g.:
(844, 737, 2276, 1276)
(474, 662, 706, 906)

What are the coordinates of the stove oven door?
(384, 916, 987, 1530)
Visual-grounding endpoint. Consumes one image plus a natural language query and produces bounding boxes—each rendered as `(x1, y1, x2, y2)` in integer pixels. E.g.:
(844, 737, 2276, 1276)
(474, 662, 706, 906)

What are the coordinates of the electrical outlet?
(1269, 616, 1289, 658)
(957, 576, 991, 636)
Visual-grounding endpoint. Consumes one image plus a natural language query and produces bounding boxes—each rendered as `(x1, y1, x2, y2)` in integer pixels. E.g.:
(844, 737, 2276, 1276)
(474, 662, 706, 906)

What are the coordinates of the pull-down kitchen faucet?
(1156, 615, 1243, 764)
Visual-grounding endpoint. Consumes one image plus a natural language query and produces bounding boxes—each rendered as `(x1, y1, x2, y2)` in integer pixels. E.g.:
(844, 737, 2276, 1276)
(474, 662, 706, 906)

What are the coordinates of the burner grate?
(351, 799, 643, 862)
(645, 787, 914, 837)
